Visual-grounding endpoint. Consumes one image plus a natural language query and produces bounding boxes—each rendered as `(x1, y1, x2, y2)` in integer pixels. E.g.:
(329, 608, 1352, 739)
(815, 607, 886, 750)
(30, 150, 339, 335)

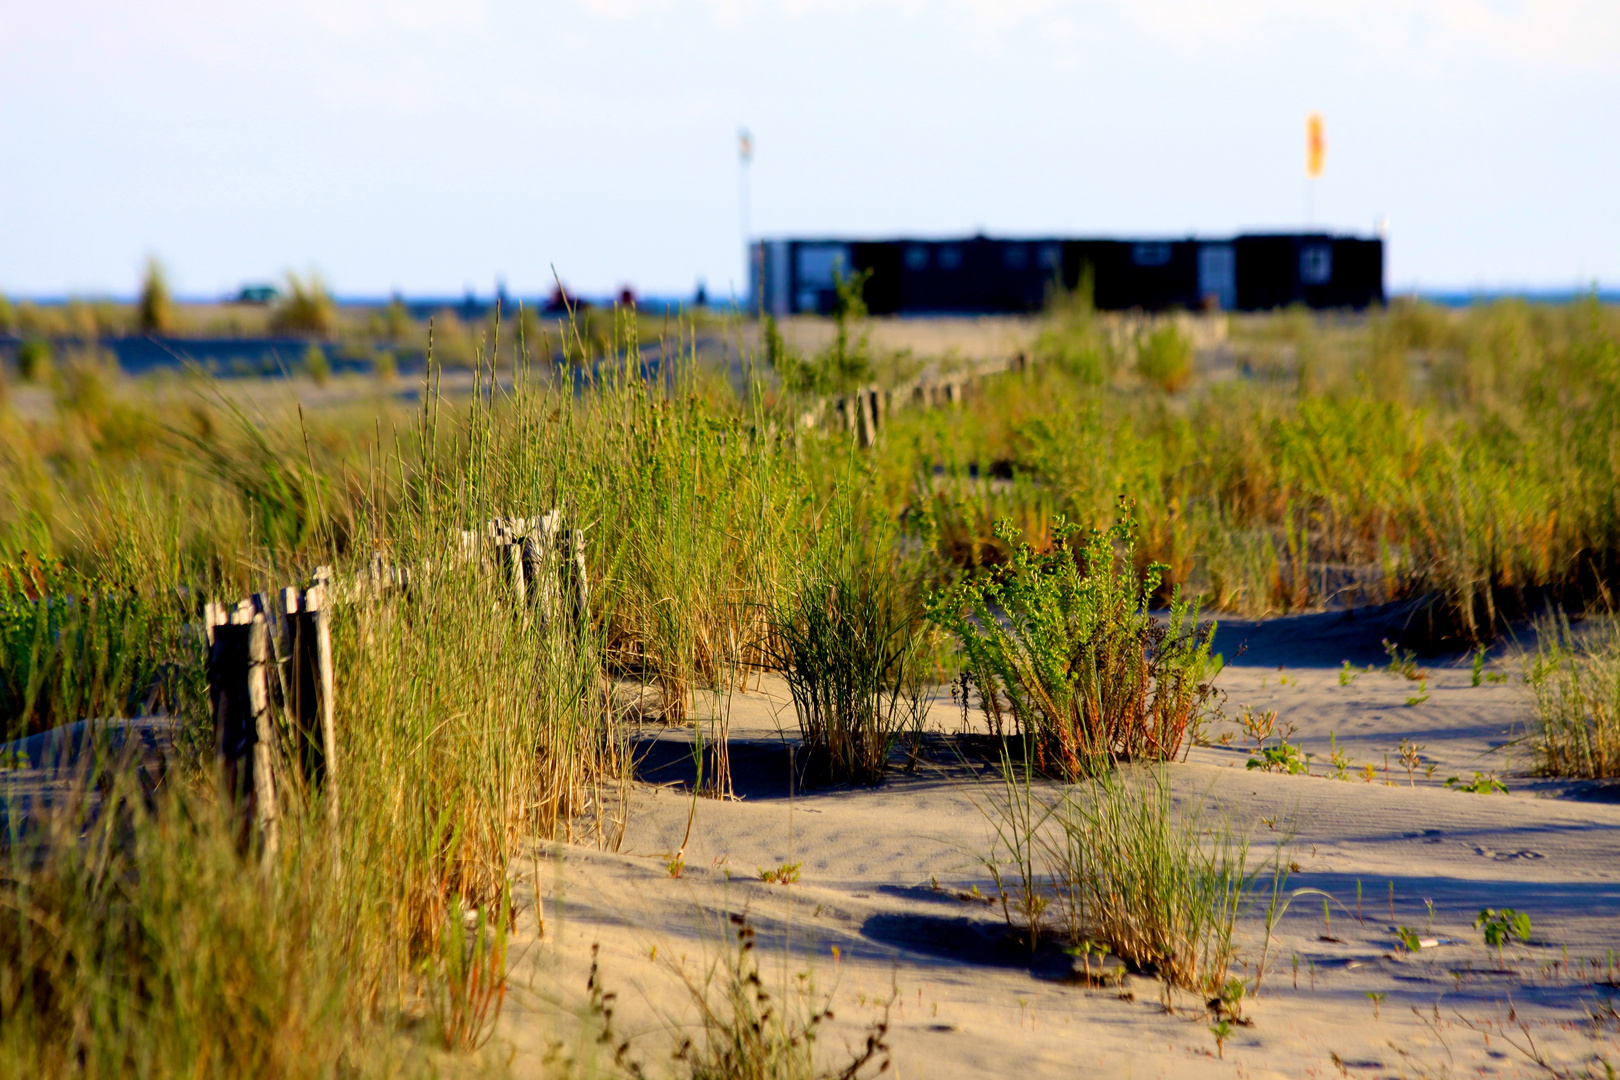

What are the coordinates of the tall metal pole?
(738, 128, 753, 307)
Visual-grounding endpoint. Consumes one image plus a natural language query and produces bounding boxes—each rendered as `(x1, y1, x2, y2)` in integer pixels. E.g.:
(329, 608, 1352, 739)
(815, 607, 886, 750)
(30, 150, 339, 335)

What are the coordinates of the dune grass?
(0, 315, 868, 1074)
(973, 751, 1270, 996)
(1524, 611, 1620, 778)
(768, 504, 930, 786)
(1, 295, 1619, 1070)
(1046, 768, 1264, 995)
(891, 295, 1620, 641)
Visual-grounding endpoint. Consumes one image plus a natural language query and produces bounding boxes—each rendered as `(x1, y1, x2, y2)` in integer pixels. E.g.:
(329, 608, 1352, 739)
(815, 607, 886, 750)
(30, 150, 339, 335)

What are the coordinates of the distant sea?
(1409, 288, 1619, 308)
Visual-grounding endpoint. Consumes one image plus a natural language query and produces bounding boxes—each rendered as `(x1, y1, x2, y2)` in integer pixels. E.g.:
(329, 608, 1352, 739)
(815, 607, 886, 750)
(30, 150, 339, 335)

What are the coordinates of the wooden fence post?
(209, 603, 279, 858)
(565, 520, 590, 632)
(856, 386, 878, 449)
(283, 582, 338, 824)
(506, 540, 526, 607)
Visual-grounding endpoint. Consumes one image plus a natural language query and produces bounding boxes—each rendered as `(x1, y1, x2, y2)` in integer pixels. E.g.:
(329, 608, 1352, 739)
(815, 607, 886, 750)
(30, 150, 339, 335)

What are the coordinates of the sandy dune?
(498, 607, 1620, 1078)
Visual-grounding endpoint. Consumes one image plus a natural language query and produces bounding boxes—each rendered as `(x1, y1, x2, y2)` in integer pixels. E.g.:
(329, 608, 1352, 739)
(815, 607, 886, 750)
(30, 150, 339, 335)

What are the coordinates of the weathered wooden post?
(506, 539, 526, 607)
(565, 520, 590, 632)
(208, 600, 280, 857)
(282, 581, 337, 823)
(856, 387, 877, 449)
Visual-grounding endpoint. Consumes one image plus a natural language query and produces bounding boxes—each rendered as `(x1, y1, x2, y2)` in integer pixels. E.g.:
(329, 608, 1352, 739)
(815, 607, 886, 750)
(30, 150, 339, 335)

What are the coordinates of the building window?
(1197, 244, 1236, 310)
(938, 245, 963, 270)
(795, 244, 848, 288)
(1300, 245, 1333, 285)
(1037, 244, 1062, 270)
(1131, 242, 1172, 267)
(1003, 244, 1027, 269)
(904, 245, 929, 270)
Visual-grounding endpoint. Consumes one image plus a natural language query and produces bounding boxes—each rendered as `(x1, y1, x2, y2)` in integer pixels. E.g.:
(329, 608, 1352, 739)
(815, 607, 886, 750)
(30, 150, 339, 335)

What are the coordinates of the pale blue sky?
(1, 1, 1615, 299)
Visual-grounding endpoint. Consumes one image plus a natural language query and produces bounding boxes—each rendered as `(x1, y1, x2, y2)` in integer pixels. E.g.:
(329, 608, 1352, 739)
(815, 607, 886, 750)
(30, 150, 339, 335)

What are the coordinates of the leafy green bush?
(302, 343, 331, 387)
(1136, 324, 1193, 392)
(271, 273, 337, 337)
(0, 558, 187, 739)
(16, 339, 52, 384)
(928, 504, 1217, 779)
(137, 257, 178, 336)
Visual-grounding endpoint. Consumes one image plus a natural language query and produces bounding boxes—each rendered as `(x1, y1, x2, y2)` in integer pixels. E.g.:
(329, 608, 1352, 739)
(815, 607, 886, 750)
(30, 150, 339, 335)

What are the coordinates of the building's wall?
(749, 234, 1384, 316)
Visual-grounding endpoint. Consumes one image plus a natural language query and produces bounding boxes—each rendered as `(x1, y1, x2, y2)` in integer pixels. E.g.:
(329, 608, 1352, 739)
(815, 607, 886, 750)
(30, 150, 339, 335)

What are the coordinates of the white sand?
(493, 608, 1620, 1077)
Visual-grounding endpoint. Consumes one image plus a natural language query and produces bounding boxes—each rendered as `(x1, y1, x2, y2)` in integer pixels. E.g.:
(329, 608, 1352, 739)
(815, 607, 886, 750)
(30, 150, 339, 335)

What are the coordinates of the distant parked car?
(232, 284, 281, 305)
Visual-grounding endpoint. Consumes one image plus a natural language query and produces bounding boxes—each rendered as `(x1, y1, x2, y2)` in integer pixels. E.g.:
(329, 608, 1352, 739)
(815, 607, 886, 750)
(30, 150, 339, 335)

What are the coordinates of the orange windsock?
(1306, 113, 1325, 178)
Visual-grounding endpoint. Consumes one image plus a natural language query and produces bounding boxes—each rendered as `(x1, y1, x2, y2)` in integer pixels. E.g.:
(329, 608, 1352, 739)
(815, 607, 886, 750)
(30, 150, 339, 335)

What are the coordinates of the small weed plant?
(758, 863, 802, 886)
(1328, 731, 1353, 780)
(1445, 771, 1507, 794)
(1383, 640, 1425, 680)
(1476, 908, 1532, 968)
(1397, 738, 1425, 785)
(670, 913, 891, 1080)
(1247, 742, 1310, 775)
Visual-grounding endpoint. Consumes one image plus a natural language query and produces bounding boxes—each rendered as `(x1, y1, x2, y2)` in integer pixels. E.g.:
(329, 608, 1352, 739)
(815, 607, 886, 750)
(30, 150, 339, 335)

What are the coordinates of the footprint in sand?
(1475, 847, 1545, 861)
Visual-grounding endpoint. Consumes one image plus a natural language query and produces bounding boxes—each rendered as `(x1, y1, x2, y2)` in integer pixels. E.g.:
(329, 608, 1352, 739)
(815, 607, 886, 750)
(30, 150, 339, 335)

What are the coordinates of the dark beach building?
(750, 233, 1383, 316)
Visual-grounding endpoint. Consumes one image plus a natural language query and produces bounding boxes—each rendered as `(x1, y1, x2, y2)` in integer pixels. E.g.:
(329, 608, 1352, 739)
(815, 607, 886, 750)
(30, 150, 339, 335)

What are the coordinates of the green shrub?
(302, 343, 331, 387)
(0, 558, 184, 739)
(55, 346, 120, 424)
(1136, 324, 1194, 392)
(137, 256, 178, 336)
(928, 504, 1217, 779)
(16, 339, 52, 384)
(271, 273, 337, 337)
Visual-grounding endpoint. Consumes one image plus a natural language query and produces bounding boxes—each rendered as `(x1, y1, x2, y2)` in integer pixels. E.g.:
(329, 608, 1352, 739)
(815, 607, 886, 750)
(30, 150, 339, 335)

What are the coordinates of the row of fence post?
(811, 354, 1033, 449)
(205, 511, 589, 858)
(205, 573, 335, 859)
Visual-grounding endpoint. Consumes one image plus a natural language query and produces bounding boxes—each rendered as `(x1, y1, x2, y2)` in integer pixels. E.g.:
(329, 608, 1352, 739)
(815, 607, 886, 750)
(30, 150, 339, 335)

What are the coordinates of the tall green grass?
(0, 311, 858, 1073)
(1524, 612, 1620, 778)
(769, 506, 929, 786)
(1, 296, 1618, 1071)
(0, 559, 190, 739)
(893, 296, 1620, 640)
(974, 756, 1270, 995)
